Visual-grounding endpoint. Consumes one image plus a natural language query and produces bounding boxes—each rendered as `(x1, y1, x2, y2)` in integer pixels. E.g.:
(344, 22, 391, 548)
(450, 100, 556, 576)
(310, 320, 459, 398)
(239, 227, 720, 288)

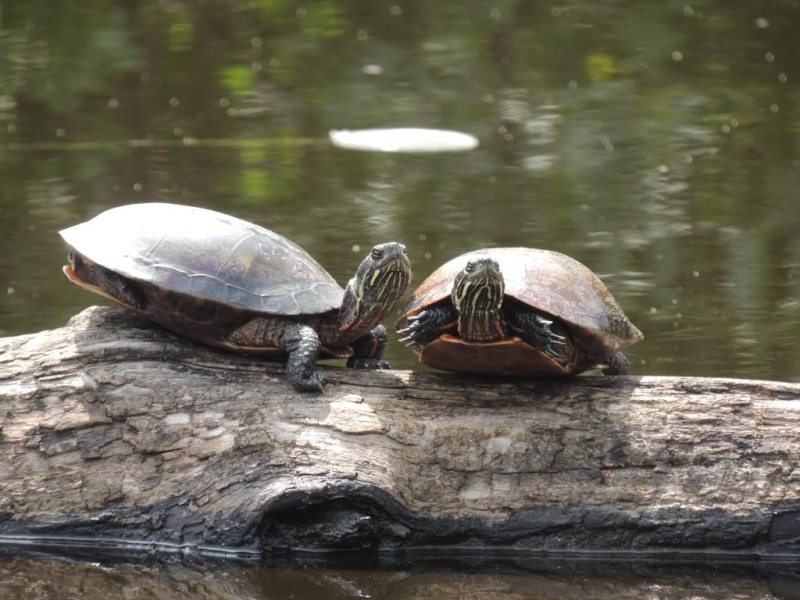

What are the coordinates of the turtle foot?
(288, 370, 331, 393)
(602, 352, 631, 376)
(398, 308, 455, 350)
(347, 358, 391, 370)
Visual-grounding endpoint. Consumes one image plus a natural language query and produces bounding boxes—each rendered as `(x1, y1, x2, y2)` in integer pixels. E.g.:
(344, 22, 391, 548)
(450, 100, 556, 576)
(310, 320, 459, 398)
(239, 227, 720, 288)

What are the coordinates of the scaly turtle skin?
(60, 203, 412, 392)
(396, 248, 642, 377)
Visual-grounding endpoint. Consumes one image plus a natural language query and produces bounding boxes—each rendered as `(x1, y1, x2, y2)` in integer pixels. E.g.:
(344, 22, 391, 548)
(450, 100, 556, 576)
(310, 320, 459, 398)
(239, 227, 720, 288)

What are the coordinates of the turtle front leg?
(280, 323, 328, 392)
(227, 320, 326, 392)
(397, 305, 458, 351)
(347, 324, 390, 370)
(506, 309, 574, 366)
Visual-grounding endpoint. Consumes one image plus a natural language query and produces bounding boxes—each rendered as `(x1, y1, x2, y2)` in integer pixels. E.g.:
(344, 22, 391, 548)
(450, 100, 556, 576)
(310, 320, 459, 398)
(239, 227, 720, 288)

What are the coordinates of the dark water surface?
(2, 0, 800, 596)
(2, 549, 800, 600)
(1, 0, 799, 380)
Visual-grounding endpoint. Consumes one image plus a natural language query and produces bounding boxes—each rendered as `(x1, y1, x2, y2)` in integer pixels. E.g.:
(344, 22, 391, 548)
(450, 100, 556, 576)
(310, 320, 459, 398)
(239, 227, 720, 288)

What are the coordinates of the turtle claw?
(398, 306, 457, 350)
(398, 331, 420, 347)
(398, 326, 427, 348)
(544, 331, 569, 357)
(397, 312, 428, 347)
(523, 314, 573, 362)
(290, 371, 329, 393)
(347, 357, 391, 370)
(397, 327, 414, 346)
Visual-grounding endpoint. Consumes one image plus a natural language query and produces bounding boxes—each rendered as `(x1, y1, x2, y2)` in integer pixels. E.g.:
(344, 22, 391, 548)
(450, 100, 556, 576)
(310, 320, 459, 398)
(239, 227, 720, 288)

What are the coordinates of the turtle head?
(338, 242, 412, 334)
(451, 256, 506, 342)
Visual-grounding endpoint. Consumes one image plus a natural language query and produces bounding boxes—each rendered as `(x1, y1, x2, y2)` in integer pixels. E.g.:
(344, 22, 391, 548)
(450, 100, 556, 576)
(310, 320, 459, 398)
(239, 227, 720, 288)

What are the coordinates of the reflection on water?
(329, 128, 480, 152)
(2, 549, 799, 600)
(1, 0, 799, 380)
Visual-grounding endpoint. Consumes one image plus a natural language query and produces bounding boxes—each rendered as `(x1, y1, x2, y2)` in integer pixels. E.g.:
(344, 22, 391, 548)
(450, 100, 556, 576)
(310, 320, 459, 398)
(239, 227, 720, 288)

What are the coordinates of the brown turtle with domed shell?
(61, 203, 412, 392)
(396, 247, 642, 377)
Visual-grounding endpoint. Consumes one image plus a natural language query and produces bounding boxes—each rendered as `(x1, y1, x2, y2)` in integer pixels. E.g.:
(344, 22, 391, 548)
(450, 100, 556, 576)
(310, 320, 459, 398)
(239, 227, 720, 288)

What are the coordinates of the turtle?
(396, 247, 642, 377)
(60, 203, 412, 392)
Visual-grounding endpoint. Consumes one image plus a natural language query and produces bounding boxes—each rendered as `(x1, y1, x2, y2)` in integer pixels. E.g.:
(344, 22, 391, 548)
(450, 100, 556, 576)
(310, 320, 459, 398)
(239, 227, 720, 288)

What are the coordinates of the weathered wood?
(1, 306, 800, 557)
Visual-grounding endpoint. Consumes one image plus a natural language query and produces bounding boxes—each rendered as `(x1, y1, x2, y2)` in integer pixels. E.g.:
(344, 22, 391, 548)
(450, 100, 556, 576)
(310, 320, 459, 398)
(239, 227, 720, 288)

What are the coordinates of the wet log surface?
(1, 306, 800, 557)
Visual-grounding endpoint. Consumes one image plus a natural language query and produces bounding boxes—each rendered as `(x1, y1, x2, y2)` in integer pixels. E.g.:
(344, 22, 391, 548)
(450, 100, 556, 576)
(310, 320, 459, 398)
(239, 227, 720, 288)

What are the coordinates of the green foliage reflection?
(0, 0, 798, 380)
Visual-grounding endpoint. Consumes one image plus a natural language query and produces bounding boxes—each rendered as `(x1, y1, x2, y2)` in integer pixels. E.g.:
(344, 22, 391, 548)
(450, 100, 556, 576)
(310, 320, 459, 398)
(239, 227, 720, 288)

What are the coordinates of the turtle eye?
(371, 247, 384, 260)
(465, 260, 475, 273)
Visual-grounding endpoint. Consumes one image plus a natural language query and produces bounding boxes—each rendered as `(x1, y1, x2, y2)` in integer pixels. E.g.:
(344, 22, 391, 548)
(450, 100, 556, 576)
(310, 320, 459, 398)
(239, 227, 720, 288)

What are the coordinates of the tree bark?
(1, 306, 799, 557)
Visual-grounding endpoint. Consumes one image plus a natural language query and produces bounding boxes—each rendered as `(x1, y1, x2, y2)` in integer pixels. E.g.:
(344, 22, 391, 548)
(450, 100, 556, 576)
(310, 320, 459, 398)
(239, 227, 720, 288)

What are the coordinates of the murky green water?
(1, 0, 800, 596)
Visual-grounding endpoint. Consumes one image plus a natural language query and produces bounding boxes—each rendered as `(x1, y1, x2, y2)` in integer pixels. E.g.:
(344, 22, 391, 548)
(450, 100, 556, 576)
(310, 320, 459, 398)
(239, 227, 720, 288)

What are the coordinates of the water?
(2, 549, 799, 600)
(1, 0, 799, 596)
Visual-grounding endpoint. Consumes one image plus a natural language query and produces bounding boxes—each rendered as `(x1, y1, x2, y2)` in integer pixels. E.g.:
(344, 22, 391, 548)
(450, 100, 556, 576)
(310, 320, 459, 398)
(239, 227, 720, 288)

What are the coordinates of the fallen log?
(1, 306, 799, 557)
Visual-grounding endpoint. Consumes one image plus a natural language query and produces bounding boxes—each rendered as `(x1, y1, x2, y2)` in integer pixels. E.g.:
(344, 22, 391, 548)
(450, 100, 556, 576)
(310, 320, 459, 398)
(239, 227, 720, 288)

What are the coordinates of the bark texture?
(1, 306, 800, 556)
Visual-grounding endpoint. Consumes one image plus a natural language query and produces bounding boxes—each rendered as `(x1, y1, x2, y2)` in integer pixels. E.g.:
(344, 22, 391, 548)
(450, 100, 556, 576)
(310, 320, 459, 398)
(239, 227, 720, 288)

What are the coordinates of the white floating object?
(329, 128, 479, 153)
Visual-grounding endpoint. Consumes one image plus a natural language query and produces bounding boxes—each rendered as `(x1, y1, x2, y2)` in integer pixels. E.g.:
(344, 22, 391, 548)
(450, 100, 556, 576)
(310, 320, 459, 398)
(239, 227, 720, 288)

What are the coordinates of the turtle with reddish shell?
(397, 248, 642, 377)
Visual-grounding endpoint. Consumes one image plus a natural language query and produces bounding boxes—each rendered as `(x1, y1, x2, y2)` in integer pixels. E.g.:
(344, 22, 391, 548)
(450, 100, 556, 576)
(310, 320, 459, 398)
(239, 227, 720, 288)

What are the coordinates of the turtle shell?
(59, 203, 344, 316)
(398, 247, 643, 374)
